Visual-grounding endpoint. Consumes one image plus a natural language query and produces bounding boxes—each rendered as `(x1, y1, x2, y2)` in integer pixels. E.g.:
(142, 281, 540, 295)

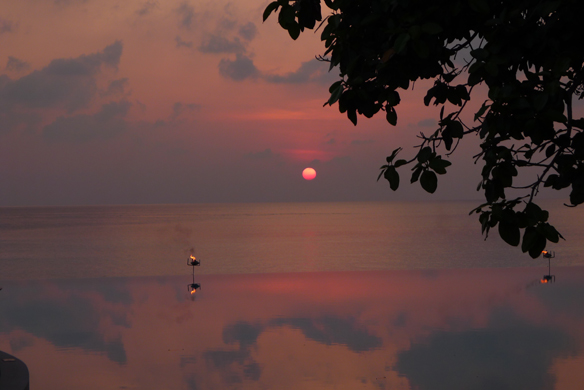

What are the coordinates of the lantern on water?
(188, 255, 200, 266)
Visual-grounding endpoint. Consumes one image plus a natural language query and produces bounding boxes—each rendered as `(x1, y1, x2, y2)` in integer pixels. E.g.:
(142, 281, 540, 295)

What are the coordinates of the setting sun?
(302, 168, 317, 180)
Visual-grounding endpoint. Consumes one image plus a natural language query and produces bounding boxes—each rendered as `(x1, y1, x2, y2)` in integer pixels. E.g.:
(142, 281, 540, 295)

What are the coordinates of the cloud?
(199, 35, 245, 54)
(264, 59, 337, 84)
(176, 2, 196, 29)
(42, 100, 131, 142)
(269, 317, 382, 352)
(244, 148, 278, 160)
(238, 22, 257, 41)
(217, 18, 237, 31)
(218, 54, 258, 81)
(5, 56, 30, 72)
(102, 77, 129, 97)
(136, 0, 158, 16)
(394, 312, 576, 390)
(0, 18, 16, 34)
(325, 138, 336, 145)
(351, 139, 375, 145)
(175, 35, 193, 48)
(204, 322, 265, 384)
(416, 118, 437, 127)
(0, 41, 123, 113)
(0, 282, 130, 365)
(171, 101, 201, 119)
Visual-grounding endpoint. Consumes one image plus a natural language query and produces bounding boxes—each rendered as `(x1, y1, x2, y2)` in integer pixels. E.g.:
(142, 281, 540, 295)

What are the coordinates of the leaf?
(469, 0, 490, 14)
(569, 186, 584, 205)
(498, 220, 520, 246)
(347, 109, 357, 126)
(474, 101, 490, 121)
(449, 120, 464, 138)
(545, 144, 556, 158)
(263, 2, 280, 22)
(384, 166, 400, 191)
(528, 234, 547, 258)
(417, 147, 433, 163)
(470, 48, 489, 60)
(394, 159, 407, 168)
(420, 170, 438, 193)
(532, 93, 548, 111)
(278, 5, 295, 29)
(328, 82, 343, 105)
(377, 167, 386, 182)
(288, 23, 301, 40)
(541, 223, 561, 243)
(411, 167, 422, 183)
(429, 157, 452, 174)
(394, 33, 410, 53)
(386, 107, 397, 125)
(421, 22, 443, 35)
(413, 40, 429, 59)
(521, 226, 537, 253)
(386, 147, 402, 163)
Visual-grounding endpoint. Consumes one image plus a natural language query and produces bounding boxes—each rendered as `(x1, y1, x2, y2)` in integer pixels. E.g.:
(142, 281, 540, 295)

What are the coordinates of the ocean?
(1, 201, 583, 390)
(1, 200, 582, 280)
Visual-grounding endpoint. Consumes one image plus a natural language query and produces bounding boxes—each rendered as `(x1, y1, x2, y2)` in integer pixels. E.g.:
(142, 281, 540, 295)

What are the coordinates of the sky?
(0, 0, 488, 207)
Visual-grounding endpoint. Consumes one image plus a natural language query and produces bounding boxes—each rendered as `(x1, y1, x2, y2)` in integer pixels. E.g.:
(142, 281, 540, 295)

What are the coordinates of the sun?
(302, 167, 317, 180)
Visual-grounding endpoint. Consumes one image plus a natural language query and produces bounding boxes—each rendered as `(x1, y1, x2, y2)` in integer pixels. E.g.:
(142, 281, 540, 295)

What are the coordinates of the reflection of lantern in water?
(188, 283, 201, 294)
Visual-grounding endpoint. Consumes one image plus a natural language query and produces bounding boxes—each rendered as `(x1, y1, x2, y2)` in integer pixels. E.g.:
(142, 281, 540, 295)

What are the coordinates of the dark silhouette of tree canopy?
(264, 0, 584, 258)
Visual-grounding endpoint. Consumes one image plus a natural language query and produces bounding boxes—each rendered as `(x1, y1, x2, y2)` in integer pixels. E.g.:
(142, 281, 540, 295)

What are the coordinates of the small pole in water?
(541, 250, 556, 283)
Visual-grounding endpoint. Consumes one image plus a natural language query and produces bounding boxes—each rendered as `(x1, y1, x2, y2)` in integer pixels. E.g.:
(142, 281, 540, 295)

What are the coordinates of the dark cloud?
(204, 322, 265, 384)
(238, 22, 257, 41)
(136, 0, 158, 16)
(5, 56, 30, 72)
(531, 282, 584, 318)
(244, 148, 277, 160)
(351, 139, 375, 145)
(395, 312, 576, 390)
(0, 41, 123, 113)
(270, 317, 382, 352)
(205, 316, 381, 384)
(102, 77, 129, 97)
(42, 100, 131, 142)
(218, 18, 237, 31)
(0, 281, 130, 365)
(171, 101, 201, 119)
(264, 59, 336, 84)
(325, 138, 336, 145)
(218, 54, 258, 81)
(176, 2, 196, 29)
(222, 321, 264, 348)
(0, 18, 16, 34)
(175, 35, 193, 49)
(416, 118, 437, 127)
(199, 35, 245, 54)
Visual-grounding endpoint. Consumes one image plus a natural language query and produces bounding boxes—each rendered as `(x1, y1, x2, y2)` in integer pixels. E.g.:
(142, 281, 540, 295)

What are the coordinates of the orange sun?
(302, 167, 317, 180)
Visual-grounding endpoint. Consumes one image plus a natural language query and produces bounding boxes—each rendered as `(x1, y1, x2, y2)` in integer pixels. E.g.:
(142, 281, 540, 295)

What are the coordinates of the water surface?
(1, 201, 582, 280)
(0, 267, 582, 390)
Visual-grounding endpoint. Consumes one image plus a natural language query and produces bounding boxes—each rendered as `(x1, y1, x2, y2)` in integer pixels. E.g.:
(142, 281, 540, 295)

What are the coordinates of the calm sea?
(1, 200, 582, 280)
(2, 201, 584, 390)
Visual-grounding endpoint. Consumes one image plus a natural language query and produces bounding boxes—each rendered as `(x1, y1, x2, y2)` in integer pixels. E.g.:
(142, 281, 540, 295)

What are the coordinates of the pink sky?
(0, 0, 486, 206)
